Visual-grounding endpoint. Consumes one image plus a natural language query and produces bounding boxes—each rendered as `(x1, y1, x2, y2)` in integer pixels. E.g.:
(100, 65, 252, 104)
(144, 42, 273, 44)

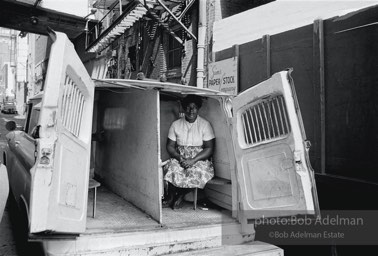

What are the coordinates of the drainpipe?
(196, 0, 206, 88)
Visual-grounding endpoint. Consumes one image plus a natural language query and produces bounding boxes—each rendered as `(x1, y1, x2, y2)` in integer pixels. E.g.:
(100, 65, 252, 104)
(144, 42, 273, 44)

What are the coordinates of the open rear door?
(232, 70, 319, 220)
(29, 31, 94, 234)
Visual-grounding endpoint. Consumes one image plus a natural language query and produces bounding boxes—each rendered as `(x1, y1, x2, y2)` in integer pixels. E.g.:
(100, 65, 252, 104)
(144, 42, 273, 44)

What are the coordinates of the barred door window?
(60, 75, 86, 137)
(240, 95, 291, 147)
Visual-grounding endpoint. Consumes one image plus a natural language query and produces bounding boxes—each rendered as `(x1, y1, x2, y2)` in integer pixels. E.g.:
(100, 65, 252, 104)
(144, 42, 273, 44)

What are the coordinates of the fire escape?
(85, 0, 196, 54)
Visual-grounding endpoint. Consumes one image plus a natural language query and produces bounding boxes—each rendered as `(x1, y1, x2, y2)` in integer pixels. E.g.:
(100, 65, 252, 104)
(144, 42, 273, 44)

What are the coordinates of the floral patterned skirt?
(164, 146, 214, 189)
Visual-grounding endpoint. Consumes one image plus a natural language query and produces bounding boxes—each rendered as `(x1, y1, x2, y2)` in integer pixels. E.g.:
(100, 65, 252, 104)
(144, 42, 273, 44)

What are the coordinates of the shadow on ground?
(255, 174, 378, 256)
(3, 194, 45, 256)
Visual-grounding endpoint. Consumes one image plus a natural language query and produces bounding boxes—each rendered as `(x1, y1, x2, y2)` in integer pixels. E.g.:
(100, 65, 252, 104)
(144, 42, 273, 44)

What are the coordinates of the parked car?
(3, 31, 319, 256)
(2, 101, 17, 114)
(0, 164, 8, 222)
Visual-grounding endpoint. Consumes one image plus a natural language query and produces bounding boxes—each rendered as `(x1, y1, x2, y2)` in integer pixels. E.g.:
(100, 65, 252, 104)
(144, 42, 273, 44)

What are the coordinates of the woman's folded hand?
(181, 158, 196, 168)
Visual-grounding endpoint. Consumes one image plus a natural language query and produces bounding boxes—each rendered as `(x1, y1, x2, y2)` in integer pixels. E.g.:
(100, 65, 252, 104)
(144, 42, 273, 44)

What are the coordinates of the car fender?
(19, 194, 30, 227)
(0, 164, 9, 221)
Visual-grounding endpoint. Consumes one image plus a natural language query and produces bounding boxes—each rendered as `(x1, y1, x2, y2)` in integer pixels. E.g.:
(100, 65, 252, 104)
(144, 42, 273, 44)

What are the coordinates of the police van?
(3, 31, 319, 256)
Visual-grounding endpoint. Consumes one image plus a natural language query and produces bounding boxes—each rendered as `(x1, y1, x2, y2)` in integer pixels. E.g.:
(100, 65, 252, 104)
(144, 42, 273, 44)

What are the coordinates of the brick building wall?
(34, 36, 46, 65)
(33, 35, 52, 92)
(181, 6, 197, 86)
(91, 2, 198, 85)
(147, 31, 163, 80)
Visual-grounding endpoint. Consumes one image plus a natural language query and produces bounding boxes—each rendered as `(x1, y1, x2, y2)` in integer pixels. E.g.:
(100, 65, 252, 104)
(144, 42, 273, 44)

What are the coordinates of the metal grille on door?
(61, 75, 85, 137)
(241, 95, 291, 146)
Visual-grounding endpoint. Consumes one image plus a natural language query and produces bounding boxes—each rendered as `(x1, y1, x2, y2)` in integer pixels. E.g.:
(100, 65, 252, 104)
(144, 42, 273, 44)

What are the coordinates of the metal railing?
(85, 1, 139, 51)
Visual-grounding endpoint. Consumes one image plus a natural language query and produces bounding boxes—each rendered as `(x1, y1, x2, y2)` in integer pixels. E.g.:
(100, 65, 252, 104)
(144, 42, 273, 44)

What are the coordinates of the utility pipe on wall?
(196, 0, 206, 88)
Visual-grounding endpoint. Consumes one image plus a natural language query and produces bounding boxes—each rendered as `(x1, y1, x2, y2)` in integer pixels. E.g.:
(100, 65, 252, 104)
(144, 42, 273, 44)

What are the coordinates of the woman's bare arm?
(166, 138, 181, 161)
(193, 139, 215, 162)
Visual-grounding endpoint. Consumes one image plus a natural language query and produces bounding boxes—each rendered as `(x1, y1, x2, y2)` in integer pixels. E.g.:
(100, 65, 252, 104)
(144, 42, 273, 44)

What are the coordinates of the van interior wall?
(198, 98, 235, 211)
(160, 97, 180, 162)
(94, 89, 161, 222)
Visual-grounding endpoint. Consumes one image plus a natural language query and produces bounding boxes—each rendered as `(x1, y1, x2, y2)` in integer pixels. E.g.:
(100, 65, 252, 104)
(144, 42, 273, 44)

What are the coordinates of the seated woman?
(163, 95, 215, 209)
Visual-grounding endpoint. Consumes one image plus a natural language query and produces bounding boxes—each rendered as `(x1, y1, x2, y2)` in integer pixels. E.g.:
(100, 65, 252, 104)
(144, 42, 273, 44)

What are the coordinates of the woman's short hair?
(181, 95, 203, 109)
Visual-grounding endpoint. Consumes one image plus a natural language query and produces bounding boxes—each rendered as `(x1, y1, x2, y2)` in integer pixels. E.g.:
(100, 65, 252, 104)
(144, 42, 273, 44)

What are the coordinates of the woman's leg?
(162, 182, 176, 208)
(172, 188, 191, 209)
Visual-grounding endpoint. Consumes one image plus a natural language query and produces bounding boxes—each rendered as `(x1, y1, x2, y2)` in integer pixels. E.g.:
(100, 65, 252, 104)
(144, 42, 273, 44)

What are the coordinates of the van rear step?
(42, 222, 255, 256)
(166, 241, 283, 256)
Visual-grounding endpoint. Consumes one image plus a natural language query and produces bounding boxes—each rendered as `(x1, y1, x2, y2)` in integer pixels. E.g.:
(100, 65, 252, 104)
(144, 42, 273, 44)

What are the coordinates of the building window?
(128, 46, 136, 72)
(167, 33, 182, 69)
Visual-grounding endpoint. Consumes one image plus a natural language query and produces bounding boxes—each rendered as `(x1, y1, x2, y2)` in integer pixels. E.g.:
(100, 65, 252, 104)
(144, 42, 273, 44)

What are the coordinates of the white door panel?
(29, 31, 94, 234)
(55, 135, 87, 218)
(232, 70, 319, 220)
(241, 143, 301, 208)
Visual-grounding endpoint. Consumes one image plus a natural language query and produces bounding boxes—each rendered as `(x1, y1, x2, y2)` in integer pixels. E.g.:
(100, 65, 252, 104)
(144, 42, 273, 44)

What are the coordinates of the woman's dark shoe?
(162, 183, 177, 208)
(162, 194, 174, 208)
(172, 194, 185, 209)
